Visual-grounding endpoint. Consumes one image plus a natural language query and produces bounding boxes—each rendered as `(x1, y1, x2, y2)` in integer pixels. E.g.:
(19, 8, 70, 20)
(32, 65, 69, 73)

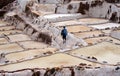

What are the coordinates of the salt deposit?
(90, 23, 120, 30)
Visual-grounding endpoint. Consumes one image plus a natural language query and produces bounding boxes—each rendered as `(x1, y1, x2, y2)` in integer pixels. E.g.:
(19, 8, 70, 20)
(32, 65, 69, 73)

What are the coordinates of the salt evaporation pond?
(70, 42, 120, 64)
(0, 53, 99, 71)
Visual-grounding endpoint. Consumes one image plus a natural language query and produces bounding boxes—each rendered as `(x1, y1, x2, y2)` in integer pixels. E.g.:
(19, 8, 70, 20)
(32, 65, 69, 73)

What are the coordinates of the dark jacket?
(61, 28, 68, 37)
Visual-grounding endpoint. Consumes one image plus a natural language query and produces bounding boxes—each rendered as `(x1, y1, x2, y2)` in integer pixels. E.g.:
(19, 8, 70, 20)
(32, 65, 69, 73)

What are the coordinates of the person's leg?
(63, 36, 66, 43)
(62, 36, 65, 43)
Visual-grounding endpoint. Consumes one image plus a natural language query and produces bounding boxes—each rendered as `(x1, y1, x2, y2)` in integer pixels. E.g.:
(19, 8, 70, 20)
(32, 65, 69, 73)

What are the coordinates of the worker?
(61, 26, 68, 43)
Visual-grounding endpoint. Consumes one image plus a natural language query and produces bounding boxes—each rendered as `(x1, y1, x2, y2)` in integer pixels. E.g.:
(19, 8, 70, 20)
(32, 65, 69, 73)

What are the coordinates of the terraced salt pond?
(18, 41, 49, 49)
(66, 25, 92, 33)
(0, 20, 8, 26)
(73, 31, 102, 38)
(84, 37, 107, 45)
(53, 18, 109, 26)
(90, 23, 120, 30)
(0, 30, 22, 36)
(8, 34, 31, 42)
(0, 26, 15, 31)
(44, 13, 84, 22)
(6, 48, 57, 61)
(78, 18, 109, 25)
(53, 20, 82, 26)
(84, 37, 120, 44)
(0, 43, 24, 54)
(31, 10, 53, 16)
(44, 14, 81, 19)
(0, 38, 8, 44)
(70, 42, 120, 64)
(0, 18, 120, 73)
(0, 53, 99, 71)
(1, 0, 120, 75)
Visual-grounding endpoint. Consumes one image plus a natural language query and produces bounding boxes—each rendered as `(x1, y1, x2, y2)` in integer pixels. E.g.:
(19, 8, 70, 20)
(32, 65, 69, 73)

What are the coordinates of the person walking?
(61, 26, 68, 43)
